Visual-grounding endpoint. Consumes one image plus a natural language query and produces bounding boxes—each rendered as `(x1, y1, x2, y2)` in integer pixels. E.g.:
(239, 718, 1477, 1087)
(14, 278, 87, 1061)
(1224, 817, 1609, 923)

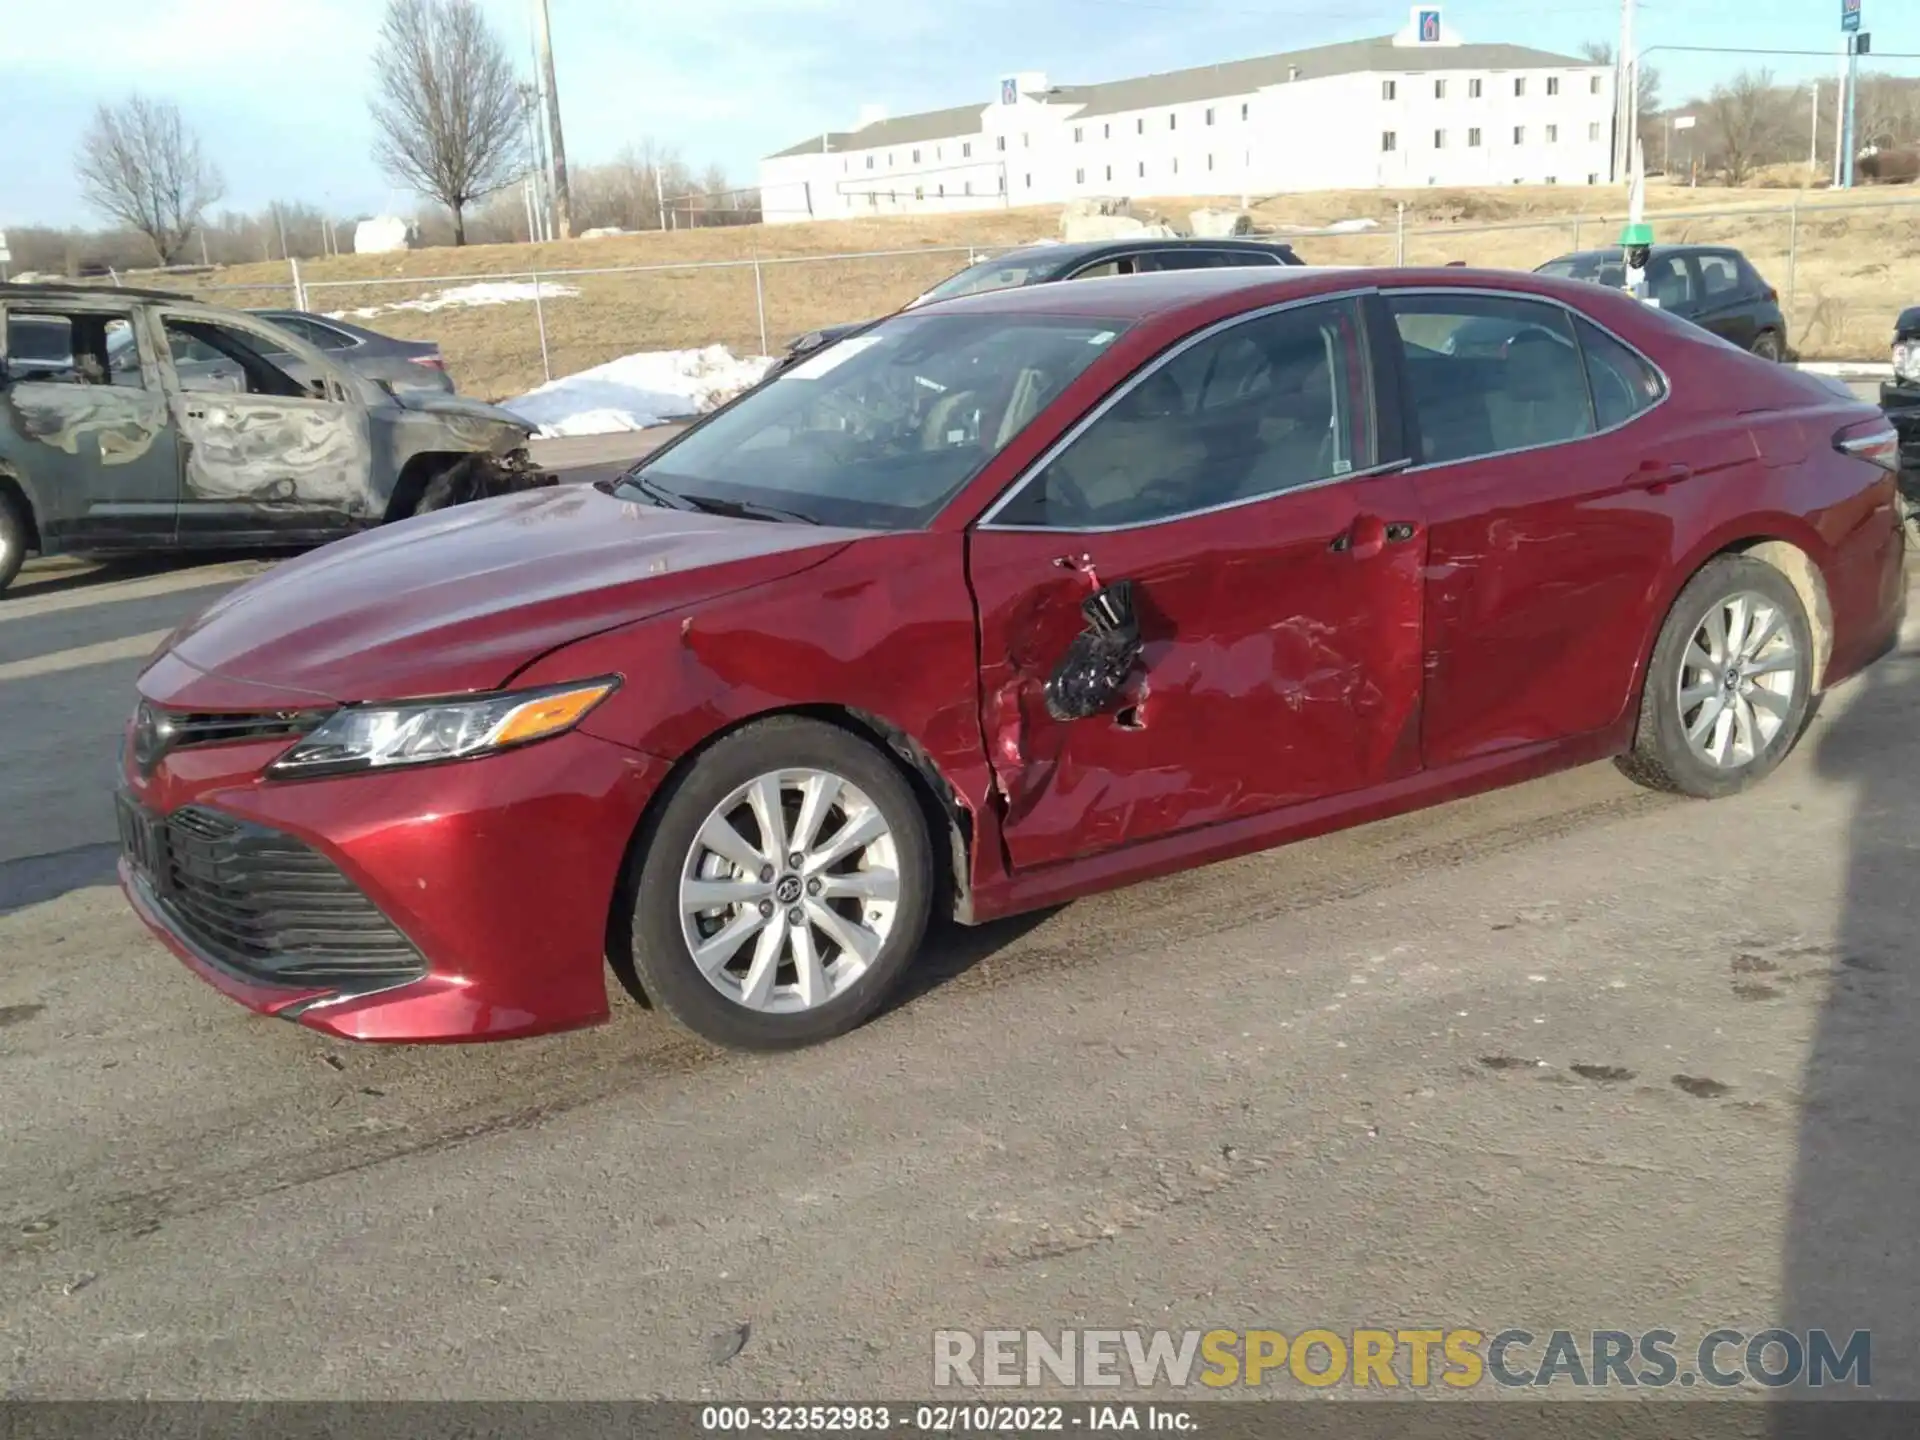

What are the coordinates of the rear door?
(967, 292, 1428, 869)
(1689, 250, 1759, 348)
(0, 303, 181, 548)
(155, 310, 375, 543)
(1385, 288, 1679, 766)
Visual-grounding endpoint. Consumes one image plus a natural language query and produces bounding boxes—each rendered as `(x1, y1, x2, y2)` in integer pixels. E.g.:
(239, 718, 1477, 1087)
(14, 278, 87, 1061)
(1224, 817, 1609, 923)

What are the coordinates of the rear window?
(1537, 254, 1626, 289)
(912, 254, 1063, 305)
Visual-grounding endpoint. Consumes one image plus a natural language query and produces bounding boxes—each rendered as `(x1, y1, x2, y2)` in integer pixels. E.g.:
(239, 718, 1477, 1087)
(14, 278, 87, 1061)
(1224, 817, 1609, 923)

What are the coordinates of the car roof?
(0, 281, 194, 304)
(1546, 244, 1742, 264)
(913, 263, 1648, 328)
(989, 236, 1299, 266)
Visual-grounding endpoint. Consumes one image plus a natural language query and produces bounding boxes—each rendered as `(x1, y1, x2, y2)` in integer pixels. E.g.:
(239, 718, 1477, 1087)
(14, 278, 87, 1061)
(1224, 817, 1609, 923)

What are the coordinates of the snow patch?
(502, 345, 777, 438)
(326, 280, 581, 322)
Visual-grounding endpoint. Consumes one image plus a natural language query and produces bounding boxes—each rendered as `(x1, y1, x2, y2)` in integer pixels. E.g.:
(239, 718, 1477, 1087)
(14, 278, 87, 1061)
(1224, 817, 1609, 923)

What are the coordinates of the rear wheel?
(624, 717, 934, 1050)
(1617, 555, 1814, 798)
(0, 491, 31, 594)
(1751, 330, 1785, 362)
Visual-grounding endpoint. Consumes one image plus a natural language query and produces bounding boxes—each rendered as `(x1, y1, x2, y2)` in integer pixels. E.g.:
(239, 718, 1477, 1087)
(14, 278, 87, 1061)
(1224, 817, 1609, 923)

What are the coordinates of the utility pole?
(533, 0, 573, 239)
(1809, 81, 1820, 171)
(1613, 0, 1636, 183)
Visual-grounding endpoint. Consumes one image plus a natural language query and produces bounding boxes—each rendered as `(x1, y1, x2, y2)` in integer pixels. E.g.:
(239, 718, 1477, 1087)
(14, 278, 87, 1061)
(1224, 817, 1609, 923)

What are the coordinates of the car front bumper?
(117, 689, 671, 1043)
(1882, 379, 1920, 481)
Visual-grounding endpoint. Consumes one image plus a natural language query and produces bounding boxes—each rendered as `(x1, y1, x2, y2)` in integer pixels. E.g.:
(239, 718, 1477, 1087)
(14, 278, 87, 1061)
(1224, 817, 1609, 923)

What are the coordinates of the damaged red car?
(117, 266, 1906, 1051)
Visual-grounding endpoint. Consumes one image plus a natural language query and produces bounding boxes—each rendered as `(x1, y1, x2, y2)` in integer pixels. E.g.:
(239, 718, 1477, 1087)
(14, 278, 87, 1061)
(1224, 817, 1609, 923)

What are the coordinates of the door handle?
(1384, 521, 1417, 543)
(1333, 513, 1388, 560)
(185, 408, 206, 420)
(1630, 460, 1691, 492)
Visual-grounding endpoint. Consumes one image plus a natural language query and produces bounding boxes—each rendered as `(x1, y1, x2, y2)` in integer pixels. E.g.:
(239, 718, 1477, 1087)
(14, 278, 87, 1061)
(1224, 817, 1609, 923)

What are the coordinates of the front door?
(1385, 289, 1683, 767)
(967, 293, 1428, 871)
(1688, 251, 1759, 349)
(0, 304, 181, 548)
(156, 311, 374, 543)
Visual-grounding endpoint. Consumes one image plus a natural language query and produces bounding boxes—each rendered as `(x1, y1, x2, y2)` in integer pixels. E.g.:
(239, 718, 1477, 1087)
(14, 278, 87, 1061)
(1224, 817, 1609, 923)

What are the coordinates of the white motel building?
(758, 9, 1618, 224)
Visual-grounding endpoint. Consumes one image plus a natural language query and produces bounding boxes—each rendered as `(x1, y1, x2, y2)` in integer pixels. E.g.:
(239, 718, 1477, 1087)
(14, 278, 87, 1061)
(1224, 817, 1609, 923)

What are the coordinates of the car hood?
(159, 486, 859, 701)
(389, 388, 533, 434)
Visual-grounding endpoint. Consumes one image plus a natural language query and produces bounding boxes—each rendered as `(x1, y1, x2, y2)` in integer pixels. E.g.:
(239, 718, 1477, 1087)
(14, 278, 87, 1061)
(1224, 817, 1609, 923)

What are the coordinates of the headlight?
(266, 678, 619, 779)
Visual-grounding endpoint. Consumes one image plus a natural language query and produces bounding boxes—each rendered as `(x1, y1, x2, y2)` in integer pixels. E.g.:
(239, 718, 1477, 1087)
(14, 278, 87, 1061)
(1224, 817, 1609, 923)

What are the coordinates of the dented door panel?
(0, 308, 180, 547)
(969, 472, 1427, 872)
(172, 394, 376, 541)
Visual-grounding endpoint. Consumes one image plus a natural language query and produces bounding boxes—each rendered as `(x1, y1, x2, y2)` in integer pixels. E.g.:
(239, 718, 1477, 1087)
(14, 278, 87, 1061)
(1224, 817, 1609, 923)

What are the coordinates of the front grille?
(167, 710, 331, 749)
(117, 796, 425, 991)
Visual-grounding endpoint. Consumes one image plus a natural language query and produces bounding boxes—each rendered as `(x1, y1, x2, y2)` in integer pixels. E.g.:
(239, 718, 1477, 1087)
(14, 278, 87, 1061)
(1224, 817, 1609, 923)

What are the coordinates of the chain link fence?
(182, 192, 1920, 402)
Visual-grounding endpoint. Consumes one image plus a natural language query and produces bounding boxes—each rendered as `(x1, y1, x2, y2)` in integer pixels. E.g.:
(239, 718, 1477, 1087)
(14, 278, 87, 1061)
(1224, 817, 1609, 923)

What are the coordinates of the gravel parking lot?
(3, 413, 1918, 1402)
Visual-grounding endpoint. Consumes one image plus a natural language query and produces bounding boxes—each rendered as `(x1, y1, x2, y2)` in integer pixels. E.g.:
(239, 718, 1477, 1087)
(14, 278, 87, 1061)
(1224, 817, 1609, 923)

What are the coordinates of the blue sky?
(2, 0, 1914, 229)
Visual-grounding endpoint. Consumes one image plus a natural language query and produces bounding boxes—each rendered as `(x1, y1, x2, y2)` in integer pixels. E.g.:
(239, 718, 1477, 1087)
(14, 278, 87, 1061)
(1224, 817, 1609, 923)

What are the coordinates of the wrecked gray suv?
(0, 283, 550, 592)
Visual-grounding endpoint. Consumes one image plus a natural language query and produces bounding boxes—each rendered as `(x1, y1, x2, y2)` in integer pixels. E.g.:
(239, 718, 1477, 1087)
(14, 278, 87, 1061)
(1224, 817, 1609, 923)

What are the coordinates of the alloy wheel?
(1676, 589, 1800, 770)
(678, 768, 900, 1014)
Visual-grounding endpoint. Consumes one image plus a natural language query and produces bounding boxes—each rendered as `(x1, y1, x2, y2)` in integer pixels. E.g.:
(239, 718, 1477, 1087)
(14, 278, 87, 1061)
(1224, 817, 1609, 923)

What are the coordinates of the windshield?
(623, 312, 1129, 529)
(1537, 254, 1626, 289)
(909, 253, 1063, 306)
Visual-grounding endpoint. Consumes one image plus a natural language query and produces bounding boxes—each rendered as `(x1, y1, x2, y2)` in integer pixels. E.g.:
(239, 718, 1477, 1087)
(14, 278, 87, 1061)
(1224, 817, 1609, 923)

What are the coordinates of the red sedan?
(116, 266, 1906, 1051)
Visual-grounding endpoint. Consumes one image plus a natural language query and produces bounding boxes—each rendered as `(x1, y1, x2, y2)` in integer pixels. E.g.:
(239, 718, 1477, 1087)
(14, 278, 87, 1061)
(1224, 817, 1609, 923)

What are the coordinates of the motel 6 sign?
(1418, 8, 1441, 42)
(1842, 0, 1861, 34)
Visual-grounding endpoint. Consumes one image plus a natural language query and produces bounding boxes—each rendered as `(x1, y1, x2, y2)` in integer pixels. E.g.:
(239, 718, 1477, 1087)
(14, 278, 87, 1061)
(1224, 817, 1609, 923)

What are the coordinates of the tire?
(0, 492, 29, 594)
(1751, 330, 1784, 363)
(413, 456, 482, 515)
(1617, 555, 1815, 799)
(624, 716, 934, 1051)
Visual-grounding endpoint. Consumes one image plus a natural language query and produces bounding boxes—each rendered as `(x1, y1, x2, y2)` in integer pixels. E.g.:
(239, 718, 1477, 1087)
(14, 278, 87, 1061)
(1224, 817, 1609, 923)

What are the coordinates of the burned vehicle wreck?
(0, 284, 551, 591)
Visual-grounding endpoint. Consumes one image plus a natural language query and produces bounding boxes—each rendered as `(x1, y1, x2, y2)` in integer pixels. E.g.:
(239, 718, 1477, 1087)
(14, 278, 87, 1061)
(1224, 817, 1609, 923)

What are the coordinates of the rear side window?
(1387, 293, 1595, 464)
(1696, 254, 1741, 298)
(1575, 318, 1665, 428)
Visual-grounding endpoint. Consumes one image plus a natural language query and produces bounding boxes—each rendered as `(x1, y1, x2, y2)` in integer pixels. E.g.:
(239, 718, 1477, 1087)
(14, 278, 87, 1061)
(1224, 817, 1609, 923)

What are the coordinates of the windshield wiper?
(607, 472, 693, 509)
(676, 492, 821, 525)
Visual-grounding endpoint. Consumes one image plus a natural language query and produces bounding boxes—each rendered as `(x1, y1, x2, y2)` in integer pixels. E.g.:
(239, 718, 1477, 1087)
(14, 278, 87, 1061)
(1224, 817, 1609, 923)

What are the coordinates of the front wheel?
(1751, 330, 1785, 362)
(623, 717, 934, 1050)
(0, 492, 30, 594)
(1617, 555, 1814, 799)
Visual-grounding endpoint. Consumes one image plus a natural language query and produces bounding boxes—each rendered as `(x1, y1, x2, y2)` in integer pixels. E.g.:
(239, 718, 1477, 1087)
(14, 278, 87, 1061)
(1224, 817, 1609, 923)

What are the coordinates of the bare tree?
(1581, 40, 1663, 148)
(74, 97, 224, 265)
(1706, 69, 1795, 185)
(369, 0, 524, 246)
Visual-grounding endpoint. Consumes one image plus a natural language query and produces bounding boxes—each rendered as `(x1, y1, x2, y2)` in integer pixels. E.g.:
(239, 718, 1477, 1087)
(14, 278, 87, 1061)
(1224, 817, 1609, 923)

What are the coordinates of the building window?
(1104, 122, 1111, 138)
(1587, 172, 1599, 184)
(1136, 117, 1145, 134)
(1590, 75, 1602, 94)
(1074, 126, 1083, 142)
(1545, 175, 1558, 184)
(1169, 113, 1177, 130)
(1207, 153, 1214, 170)
(1468, 127, 1482, 147)
(915, 185, 923, 200)
(1172, 156, 1179, 173)
(1241, 102, 1249, 120)
(1589, 121, 1602, 141)
(965, 181, 973, 195)
(998, 174, 1006, 193)
(963, 142, 973, 157)
(1514, 77, 1526, 96)
(1547, 76, 1560, 96)
(1434, 129, 1446, 148)
(996, 136, 1006, 152)
(1381, 131, 1398, 152)
(936, 146, 942, 159)
(1076, 167, 1085, 183)
(1206, 107, 1216, 125)
(1138, 160, 1146, 177)
(911, 149, 920, 162)
(1025, 173, 1032, 188)
(1105, 164, 1113, 180)
(1546, 124, 1558, 143)
(865, 156, 874, 170)
(842, 160, 848, 172)
(887, 153, 894, 164)
(1382, 79, 1397, 100)
(1469, 78, 1483, 98)
(1513, 125, 1526, 144)
(1435, 79, 1447, 99)
(937, 183, 945, 196)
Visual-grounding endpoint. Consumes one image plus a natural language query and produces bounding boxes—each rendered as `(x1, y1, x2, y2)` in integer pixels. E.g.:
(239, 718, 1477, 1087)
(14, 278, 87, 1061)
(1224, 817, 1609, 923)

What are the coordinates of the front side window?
(991, 298, 1376, 530)
(1387, 293, 1595, 463)
(1697, 253, 1740, 297)
(625, 314, 1126, 530)
(162, 316, 309, 397)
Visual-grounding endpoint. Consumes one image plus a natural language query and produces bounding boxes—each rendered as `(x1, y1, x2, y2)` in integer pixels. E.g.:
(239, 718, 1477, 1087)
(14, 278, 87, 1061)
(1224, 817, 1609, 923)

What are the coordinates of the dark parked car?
(248, 310, 456, 394)
(1534, 245, 1789, 360)
(0, 284, 546, 591)
(1882, 304, 1920, 471)
(117, 265, 1904, 1053)
(774, 236, 1305, 374)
